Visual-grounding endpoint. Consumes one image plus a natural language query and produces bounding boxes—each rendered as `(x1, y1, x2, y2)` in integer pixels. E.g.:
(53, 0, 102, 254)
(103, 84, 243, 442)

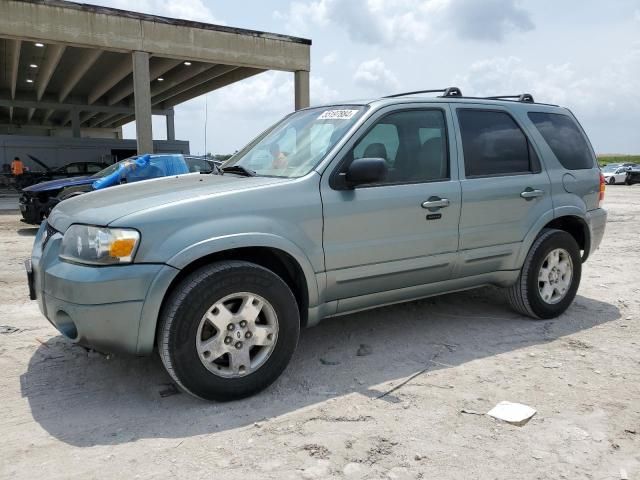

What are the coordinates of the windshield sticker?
(318, 109, 360, 120)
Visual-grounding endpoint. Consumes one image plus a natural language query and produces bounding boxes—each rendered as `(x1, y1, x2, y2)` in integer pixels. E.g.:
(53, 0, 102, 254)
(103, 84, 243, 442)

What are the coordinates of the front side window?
(458, 109, 534, 177)
(528, 112, 594, 170)
(339, 109, 449, 185)
(65, 163, 83, 174)
(225, 106, 367, 178)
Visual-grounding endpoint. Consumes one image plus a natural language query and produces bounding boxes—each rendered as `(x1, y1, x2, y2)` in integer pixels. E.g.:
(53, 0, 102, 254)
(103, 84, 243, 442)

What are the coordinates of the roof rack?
(483, 93, 535, 103)
(384, 88, 539, 104)
(384, 87, 463, 99)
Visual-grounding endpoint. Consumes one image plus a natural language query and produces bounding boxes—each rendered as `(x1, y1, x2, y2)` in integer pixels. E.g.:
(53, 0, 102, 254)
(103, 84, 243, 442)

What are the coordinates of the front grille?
(42, 222, 58, 250)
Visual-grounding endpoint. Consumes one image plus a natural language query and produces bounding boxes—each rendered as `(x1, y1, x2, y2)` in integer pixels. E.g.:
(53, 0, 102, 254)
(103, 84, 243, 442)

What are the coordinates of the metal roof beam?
(162, 67, 264, 108)
(107, 57, 181, 105)
(0, 98, 171, 116)
(151, 64, 237, 105)
(36, 44, 65, 101)
(9, 39, 21, 100)
(87, 55, 132, 104)
(58, 49, 103, 102)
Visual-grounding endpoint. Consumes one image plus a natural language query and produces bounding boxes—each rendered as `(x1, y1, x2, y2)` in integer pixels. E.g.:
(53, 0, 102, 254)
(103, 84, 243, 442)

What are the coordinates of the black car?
(625, 167, 640, 185)
(16, 156, 110, 189)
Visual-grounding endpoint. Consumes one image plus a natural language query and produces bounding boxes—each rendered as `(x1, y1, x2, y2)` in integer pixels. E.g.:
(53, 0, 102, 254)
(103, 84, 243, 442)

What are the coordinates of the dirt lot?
(0, 187, 638, 480)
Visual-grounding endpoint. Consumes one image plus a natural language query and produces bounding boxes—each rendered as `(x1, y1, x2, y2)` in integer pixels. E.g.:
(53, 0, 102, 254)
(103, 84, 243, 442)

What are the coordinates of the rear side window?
(528, 112, 594, 170)
(458, 110, 533, 177)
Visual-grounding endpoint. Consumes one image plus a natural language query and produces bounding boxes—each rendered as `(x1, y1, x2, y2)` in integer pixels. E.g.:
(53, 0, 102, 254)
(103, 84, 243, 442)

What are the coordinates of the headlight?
(59, 225, 140, 265)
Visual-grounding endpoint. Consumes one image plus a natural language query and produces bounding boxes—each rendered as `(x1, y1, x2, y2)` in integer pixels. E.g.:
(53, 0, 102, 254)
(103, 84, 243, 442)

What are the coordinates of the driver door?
(320, 105, 461, 310)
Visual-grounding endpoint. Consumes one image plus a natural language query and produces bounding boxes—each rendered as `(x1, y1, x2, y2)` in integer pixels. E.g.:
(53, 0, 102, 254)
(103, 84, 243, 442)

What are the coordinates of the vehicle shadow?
(20, 287, 619, 447)
(17, 227, 39, 236)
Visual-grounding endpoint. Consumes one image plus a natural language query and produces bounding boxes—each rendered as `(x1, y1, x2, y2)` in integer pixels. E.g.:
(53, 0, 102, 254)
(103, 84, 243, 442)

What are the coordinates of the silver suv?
(27, 88, 607, 401)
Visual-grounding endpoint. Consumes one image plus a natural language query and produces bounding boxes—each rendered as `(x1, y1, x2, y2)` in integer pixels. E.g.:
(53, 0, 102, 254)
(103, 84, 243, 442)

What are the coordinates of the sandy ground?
(0, 187, 638, 480)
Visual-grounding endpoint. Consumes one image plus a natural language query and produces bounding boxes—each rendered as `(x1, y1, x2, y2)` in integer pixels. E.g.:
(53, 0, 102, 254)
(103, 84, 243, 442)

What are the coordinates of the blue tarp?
(92, 154, 189, 190)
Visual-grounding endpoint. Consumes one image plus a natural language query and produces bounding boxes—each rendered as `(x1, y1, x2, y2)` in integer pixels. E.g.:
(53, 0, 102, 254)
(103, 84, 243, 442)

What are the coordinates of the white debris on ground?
(486, 401, 536, 426)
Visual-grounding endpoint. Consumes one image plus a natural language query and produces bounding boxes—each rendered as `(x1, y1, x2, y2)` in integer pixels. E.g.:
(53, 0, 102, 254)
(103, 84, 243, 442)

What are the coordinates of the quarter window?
(528, 112, 594, 170)
(458, 110, 533, 177)
(342, 109, 449, 185)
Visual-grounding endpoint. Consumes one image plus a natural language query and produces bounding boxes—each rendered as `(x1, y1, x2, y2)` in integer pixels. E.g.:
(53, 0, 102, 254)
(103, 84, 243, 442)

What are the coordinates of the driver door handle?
(421, 197, 450, 209)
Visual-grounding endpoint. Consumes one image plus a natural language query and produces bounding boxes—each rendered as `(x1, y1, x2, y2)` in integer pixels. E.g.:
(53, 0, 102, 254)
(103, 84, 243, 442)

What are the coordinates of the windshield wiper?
(221, 165, 256, 177)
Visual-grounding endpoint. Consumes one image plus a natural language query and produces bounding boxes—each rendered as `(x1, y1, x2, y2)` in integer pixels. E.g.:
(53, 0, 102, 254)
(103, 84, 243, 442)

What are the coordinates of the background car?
(625, 166, 640, 185)
(19, 154, 218, 224)
(14, 155, 110, 189)
(602, 164, 631, 184)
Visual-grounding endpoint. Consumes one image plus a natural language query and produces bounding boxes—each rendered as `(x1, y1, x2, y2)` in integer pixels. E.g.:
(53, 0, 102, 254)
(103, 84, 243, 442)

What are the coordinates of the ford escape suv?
(26, 88, 607, 401)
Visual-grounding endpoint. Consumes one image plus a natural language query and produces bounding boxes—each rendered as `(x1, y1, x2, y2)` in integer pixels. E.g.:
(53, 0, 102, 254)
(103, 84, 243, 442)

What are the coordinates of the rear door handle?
(421, 197, 450, 209)
(520, 188, 544, 199)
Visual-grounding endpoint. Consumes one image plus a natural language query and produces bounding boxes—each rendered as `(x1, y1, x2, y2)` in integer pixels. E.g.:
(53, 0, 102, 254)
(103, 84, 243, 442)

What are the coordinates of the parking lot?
(0, 186, 638, 479)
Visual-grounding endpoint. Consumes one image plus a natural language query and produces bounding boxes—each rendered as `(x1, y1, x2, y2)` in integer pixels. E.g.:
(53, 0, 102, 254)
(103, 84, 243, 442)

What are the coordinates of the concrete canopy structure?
(0, 0, 311, 154)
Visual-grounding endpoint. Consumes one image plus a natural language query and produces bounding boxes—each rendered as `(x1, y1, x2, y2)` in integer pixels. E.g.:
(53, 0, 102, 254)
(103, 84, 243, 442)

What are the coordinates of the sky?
(93, 0, 640, 155)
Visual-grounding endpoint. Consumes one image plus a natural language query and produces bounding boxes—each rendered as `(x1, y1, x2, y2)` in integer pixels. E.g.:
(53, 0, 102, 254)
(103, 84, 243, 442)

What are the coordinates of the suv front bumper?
(28, 222, 178, 354)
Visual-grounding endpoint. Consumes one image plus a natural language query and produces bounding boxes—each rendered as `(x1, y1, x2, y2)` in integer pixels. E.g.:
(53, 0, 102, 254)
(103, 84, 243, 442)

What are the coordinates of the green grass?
(597, 154, 640, 166)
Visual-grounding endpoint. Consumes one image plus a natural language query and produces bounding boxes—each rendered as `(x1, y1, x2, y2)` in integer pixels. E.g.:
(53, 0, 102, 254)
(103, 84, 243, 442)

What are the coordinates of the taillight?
(598, 172, 606, 206)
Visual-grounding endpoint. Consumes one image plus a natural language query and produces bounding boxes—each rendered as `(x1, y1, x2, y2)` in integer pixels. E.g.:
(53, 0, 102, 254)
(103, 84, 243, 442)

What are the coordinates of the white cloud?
(95, 0, 224, 24)
(322, 52, 338, 65)
(453, 49, 640, 152)
(353, 58, 400, 94)
(208, 71, 339, 114)
(447, 0, 534, 42)
(452, 52, 640, 114)
(275, 0, 533, 45)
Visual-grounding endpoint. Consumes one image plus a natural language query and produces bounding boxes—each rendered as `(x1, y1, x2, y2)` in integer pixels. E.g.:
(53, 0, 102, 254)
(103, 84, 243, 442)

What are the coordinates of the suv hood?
(22, 176, 93, 192)
(48, 173, 287, 232)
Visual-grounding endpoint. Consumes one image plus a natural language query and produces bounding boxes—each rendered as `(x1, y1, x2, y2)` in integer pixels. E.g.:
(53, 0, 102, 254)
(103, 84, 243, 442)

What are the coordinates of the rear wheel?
(507, 229, 582, 319)
(157, 260, 300, 401)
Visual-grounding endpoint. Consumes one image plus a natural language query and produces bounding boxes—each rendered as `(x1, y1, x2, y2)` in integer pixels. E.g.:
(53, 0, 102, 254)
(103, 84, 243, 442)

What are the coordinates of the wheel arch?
(165, 245, 312, 325)
(543, 215, 590, 261)
(515, 210, 591, 271)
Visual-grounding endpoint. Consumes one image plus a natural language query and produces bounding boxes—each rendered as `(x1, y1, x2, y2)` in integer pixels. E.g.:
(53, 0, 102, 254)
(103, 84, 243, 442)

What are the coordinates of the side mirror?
(345, 157, 388, 187)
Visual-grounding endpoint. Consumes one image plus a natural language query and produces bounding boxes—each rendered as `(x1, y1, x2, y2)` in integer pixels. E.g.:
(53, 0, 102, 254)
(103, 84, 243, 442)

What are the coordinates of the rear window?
(458, 109, 533, 177)
(527, 112, 594, 170)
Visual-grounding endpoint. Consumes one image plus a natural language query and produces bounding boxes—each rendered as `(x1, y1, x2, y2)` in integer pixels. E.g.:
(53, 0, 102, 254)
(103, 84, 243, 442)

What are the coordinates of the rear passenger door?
(452, 106, 552, 277)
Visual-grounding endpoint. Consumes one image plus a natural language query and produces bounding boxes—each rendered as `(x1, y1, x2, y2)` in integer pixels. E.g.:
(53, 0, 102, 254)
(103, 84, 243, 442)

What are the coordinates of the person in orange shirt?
(11, 157, 24, 176)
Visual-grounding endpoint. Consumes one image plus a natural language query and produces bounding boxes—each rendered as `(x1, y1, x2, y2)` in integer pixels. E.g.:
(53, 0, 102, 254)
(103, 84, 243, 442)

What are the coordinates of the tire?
(507, 229, 582, 319)
(608, 177, 616, 185)
(157, 260, 300, 401)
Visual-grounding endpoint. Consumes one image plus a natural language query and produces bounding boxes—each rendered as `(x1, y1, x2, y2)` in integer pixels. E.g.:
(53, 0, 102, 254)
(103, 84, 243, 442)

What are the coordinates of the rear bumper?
(586, 208, 607, 258)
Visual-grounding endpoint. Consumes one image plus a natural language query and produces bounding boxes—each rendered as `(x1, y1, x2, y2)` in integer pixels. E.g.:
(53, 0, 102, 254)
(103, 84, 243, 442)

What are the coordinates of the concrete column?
(294, 70, 310, 111)
(71, 109, 80, 138)
(166, 108, 175, 141)
(132, 51, 154, 154)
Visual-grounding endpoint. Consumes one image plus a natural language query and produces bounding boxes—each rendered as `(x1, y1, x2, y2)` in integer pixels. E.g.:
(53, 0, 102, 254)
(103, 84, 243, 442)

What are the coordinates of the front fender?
(166, 232, 320, 308)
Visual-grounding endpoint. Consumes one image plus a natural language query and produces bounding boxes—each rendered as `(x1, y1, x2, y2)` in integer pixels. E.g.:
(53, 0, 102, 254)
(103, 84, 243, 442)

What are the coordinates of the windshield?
(602, 164, 620, 172)
(92, 158, 131, 178)
(223, 106, 367, 178)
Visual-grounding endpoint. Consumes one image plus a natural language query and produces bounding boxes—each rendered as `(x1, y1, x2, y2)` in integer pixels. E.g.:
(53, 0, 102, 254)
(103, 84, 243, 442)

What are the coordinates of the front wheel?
(608, 177, 616, 185)
(507, 229, 582, 319)
(157, 261, 300, 401)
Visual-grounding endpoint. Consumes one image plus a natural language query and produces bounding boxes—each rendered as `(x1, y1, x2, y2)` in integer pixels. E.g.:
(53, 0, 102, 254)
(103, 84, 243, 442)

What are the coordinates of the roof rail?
(484, 93, 535, 103)
(384, 87, 463, 99)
